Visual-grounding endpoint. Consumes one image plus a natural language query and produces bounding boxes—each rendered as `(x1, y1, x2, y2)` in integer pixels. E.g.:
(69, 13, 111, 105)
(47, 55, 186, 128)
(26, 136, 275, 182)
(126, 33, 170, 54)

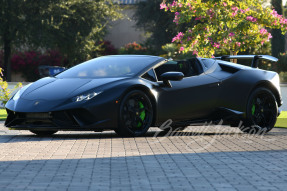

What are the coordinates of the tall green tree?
(271, 0, 285, 57)
(0, 0, 121, 81)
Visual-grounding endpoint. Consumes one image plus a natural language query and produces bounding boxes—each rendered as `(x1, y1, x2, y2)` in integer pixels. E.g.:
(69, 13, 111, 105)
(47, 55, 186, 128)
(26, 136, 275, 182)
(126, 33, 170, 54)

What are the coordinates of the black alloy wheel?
(115, 90, 153, 137)
(241, 87, 278, 134)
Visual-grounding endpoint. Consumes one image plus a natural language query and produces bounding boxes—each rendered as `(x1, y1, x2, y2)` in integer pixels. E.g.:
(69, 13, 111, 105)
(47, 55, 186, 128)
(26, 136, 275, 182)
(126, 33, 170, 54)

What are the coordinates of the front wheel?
(30, 130, 58, 136)
(115, 90, 153, 137)
(241, 87, 278, 134)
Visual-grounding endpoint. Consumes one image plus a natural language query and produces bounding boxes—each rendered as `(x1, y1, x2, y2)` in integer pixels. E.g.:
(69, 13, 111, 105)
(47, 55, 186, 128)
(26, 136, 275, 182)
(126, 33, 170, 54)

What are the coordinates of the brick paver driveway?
(0, 122, 287, 191)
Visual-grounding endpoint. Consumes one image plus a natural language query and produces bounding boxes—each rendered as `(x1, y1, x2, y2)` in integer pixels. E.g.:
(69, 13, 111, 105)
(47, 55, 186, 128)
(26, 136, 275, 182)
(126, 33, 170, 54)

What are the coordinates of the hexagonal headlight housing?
(73, 91, 102, 102)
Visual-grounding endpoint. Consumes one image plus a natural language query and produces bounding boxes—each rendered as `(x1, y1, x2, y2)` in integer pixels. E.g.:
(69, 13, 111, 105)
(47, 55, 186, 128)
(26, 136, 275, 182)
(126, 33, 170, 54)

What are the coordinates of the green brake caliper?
(137, 101, 146, 128)
(251, 102, 256, 115)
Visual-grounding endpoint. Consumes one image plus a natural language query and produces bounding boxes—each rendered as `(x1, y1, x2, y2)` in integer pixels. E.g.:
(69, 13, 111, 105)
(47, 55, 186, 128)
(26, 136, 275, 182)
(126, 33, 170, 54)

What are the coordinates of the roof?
(116, 0, 146, 5)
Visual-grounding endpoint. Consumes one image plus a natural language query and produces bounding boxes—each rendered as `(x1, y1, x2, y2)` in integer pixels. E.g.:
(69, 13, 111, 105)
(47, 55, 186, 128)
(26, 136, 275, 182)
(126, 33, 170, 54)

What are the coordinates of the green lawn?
(275, 111, 287, 128)
(0, 109, 7, 121)
(0, 109, 286, 128)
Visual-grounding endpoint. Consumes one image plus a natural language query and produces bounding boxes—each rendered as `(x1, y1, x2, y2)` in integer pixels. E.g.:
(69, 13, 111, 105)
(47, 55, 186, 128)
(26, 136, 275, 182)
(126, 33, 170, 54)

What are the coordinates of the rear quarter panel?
(210, 68, 279, 113)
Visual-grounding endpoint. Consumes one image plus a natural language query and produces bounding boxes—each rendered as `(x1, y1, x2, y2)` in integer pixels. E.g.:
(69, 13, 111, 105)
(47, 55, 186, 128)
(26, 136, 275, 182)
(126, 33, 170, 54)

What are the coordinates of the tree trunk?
(3, 38, 12, 82)
(230, 51, 237, 63)
(2, 0, 12, 82)
(271, 0, 285, 57)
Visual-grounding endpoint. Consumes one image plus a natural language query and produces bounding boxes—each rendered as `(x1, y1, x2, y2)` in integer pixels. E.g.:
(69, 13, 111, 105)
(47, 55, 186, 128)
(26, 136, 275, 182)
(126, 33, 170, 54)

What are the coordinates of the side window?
(154, 61, 179, 81)
(141, 69, 157, 82)
(177, 60, 199, 77)
(154, 59, 203, 81)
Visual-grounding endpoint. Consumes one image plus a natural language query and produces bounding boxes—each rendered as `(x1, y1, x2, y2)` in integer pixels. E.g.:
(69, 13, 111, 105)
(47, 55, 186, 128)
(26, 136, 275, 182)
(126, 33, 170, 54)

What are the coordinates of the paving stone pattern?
(0, 123, 287, 191)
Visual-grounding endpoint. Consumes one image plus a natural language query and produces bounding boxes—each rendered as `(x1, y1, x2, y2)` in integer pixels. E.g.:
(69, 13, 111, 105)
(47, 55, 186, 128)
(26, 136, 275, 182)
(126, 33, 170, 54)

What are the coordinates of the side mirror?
(160, 72, 184, 87)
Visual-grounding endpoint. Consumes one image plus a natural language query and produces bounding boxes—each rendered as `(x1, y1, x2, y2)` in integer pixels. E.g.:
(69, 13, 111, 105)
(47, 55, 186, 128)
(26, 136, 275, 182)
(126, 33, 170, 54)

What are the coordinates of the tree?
(0, 0, 121, 81)
(161, 0, 287, 58)
(134, 0, 191, 50)
(271, 0, 285, 57)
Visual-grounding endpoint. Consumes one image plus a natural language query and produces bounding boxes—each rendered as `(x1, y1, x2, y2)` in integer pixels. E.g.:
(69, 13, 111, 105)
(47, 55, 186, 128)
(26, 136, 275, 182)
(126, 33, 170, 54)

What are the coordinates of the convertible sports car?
(5, 55, 281, 136)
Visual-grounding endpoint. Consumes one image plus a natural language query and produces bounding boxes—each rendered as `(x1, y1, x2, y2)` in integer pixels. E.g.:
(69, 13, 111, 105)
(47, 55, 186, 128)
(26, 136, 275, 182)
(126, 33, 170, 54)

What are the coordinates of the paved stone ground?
(0, 122, 287, 191)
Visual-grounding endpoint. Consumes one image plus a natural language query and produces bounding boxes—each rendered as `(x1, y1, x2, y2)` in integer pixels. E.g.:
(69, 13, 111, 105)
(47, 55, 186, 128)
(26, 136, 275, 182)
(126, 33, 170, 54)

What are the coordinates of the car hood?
(21, 77, 126, 101)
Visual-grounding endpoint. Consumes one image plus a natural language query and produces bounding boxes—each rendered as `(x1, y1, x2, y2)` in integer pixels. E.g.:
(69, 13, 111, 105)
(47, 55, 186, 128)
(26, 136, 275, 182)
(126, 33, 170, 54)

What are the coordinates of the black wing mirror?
(160, 72, 184, 87)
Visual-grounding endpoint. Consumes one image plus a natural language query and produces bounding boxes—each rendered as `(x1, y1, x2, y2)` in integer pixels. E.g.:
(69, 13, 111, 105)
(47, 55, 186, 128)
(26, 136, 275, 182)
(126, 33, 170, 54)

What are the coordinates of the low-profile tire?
(240, 87, 278, 134)
(30, 130, 58, 136)
(115, 90, 153, 137)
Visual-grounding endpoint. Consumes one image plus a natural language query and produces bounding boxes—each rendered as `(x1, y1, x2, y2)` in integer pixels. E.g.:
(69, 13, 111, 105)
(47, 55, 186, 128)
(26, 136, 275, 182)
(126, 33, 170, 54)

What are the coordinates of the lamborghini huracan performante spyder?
(5, 55, 282, 136)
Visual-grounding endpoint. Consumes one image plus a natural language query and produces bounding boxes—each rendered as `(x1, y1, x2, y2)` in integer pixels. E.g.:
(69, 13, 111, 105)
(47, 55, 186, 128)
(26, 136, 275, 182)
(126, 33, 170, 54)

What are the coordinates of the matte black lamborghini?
(5, 55, 282, 136)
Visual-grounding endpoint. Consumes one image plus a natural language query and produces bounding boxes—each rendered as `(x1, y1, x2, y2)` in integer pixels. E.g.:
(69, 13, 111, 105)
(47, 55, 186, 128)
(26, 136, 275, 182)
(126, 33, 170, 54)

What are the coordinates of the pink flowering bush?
(160, 0, 287, 57)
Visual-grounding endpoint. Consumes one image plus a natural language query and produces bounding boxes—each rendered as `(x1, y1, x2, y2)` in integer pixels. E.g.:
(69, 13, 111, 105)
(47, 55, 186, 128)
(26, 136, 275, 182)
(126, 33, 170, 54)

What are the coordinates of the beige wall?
(105, 7, 147, 49)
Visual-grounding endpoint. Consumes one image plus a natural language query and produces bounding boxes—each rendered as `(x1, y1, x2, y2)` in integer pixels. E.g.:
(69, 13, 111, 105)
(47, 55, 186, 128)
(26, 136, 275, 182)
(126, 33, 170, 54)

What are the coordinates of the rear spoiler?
(215, 55, 278, 68)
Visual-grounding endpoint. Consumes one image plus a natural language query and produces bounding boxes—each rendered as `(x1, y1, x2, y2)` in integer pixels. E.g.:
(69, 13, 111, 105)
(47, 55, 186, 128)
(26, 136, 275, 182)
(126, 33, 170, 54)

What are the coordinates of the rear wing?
(215, 55, 278, 68)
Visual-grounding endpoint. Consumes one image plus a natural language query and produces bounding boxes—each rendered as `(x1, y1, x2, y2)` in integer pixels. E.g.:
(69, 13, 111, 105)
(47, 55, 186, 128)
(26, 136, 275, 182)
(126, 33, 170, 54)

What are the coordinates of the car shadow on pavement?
(0, 150, 287, 190)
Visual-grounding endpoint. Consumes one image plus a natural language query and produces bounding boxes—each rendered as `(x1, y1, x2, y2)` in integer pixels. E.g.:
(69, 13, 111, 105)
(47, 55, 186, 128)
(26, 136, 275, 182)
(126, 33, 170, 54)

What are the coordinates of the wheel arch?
(120, 85, 157, 126)
(250, 81, 282, 107)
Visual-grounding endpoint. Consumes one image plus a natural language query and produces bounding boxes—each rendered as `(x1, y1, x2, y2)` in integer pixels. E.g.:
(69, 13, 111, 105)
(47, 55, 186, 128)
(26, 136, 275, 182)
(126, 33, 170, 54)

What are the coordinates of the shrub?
(119, 42, 148, 55)
(0, 68, 22, 105)
(279, 72, 287, 83)
(161, 43, 195, 59)
(277, 52, 287, 72)
(11, 50, 67, 82)
(98, 41, 118, 56)
(0, 50, 3, 68)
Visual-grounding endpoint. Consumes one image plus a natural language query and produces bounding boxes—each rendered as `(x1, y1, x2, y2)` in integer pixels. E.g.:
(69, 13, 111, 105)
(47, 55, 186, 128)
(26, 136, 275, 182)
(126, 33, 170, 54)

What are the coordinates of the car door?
(155, 62, 221, 123)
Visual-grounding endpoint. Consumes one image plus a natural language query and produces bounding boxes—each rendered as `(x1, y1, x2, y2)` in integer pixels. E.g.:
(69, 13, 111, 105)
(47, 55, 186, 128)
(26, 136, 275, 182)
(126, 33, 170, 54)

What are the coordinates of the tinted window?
(155, 59, 202, 80)
(56, 56, 160, 78)
(142, 69, 157, 82)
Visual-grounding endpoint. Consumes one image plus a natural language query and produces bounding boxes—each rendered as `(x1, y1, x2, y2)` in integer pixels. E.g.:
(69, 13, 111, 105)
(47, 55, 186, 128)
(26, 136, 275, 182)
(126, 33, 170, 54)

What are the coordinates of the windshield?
(56, 56, 162, 79)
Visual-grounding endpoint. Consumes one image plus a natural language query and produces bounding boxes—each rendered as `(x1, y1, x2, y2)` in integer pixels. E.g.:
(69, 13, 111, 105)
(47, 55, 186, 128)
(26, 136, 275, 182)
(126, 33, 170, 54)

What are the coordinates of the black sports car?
(5, 55, 282, 136)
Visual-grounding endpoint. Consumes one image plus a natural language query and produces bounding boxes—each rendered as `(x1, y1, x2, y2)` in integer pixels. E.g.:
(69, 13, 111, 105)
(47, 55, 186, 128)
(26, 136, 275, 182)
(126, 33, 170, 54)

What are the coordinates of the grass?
(0, 109, 7, 121)
(275, 111, 287, 128)
(0, 109, 286, 128)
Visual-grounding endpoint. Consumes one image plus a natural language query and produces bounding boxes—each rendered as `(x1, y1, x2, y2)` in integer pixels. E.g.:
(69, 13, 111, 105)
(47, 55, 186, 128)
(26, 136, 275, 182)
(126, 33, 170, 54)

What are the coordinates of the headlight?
(73, 91, 102, 102)
(12, 83, 32, 101)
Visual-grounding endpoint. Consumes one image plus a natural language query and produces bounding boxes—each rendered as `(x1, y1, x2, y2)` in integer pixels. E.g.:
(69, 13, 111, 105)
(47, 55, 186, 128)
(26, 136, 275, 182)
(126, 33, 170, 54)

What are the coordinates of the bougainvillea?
(10, 50, 66, 81)
(161, 0, 287, 57)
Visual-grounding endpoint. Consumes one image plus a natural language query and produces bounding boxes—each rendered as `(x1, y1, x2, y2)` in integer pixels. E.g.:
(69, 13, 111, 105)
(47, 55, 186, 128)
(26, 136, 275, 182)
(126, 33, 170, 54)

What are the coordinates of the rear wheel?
(241, 87, 278, 134)
(30, 130, 58, 136)
(115, 90, 153, 137)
